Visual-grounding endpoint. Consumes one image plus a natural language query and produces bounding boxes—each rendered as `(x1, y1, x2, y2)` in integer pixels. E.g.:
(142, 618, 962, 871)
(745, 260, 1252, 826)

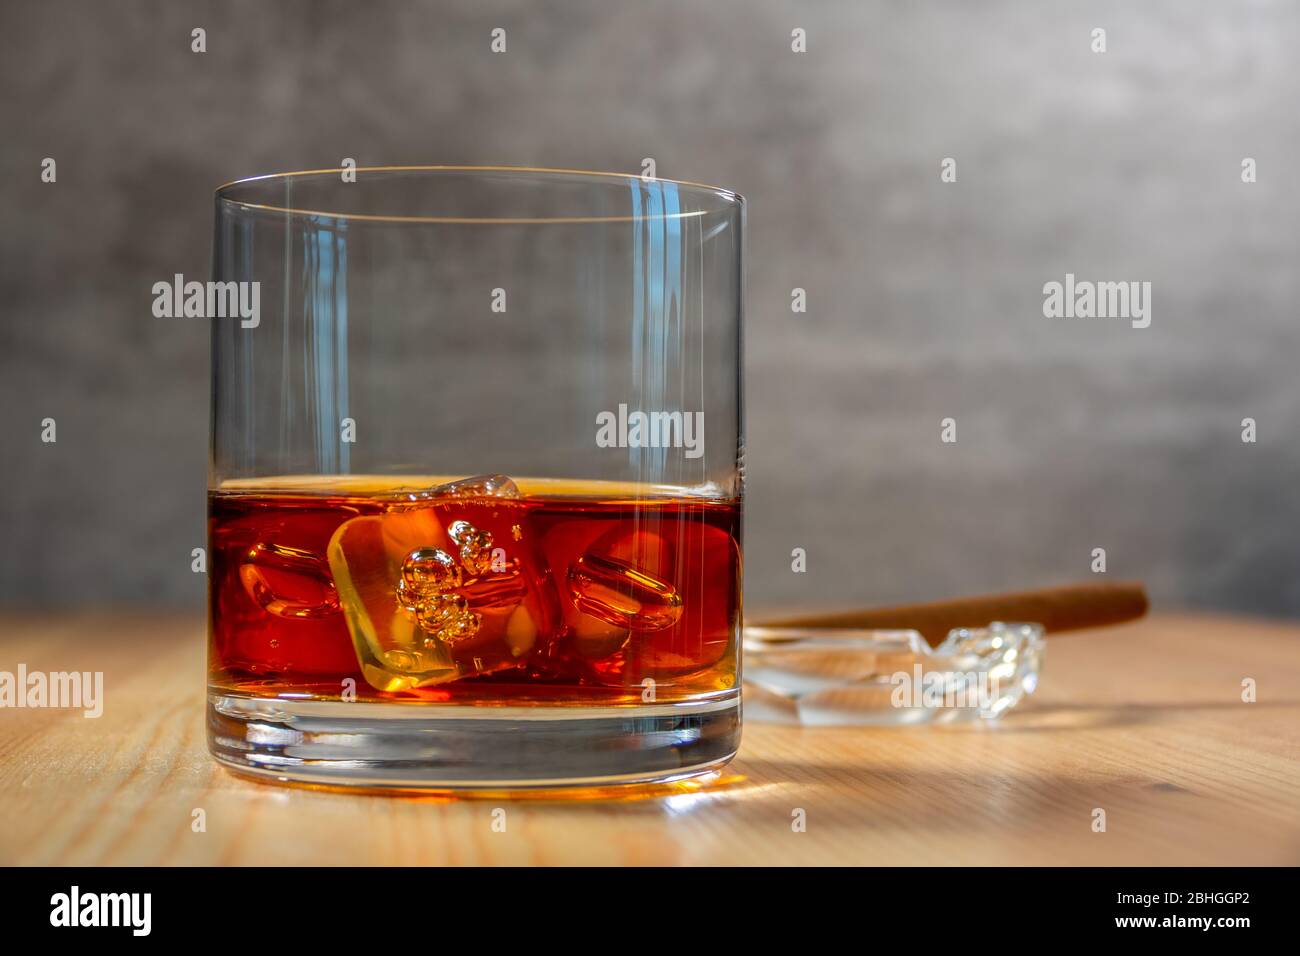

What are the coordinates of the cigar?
(752, 580, 1148, 647)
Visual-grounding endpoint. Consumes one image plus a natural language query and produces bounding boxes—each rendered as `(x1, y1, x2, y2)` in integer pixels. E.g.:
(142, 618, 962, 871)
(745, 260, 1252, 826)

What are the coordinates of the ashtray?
(741, 621, 1045, 726)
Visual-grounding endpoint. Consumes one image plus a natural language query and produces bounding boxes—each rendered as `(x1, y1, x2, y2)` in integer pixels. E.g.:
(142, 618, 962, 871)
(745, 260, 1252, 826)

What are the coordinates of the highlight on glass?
(207, 167, 744, 788)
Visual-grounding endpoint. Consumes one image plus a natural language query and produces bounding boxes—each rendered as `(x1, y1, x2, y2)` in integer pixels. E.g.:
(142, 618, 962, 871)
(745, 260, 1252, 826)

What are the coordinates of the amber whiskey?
(209, 476, 741, 706)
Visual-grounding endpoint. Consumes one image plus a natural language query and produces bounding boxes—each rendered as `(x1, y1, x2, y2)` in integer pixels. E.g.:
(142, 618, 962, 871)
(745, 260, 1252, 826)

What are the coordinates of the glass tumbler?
(207, 167, 744, 789)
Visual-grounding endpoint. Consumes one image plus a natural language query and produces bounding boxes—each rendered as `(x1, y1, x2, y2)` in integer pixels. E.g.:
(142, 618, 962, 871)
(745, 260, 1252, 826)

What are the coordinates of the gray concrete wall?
(1, 0, 1297, 616)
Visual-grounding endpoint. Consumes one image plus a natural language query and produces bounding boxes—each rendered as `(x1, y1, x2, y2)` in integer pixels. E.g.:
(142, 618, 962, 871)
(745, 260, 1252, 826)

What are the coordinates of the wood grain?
(0, 611, 1297, 865)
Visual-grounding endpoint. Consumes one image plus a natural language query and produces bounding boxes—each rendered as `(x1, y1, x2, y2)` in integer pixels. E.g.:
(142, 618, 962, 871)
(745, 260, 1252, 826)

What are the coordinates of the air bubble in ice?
(240, 542, 340, 620)
(457, 527, 497, 577)
(384, 649, 417, 670)
(439, 611, 483, 645)
(567, 552, 683, 632)
(414, 592, 470, 632)
(401, 547, 461, 595)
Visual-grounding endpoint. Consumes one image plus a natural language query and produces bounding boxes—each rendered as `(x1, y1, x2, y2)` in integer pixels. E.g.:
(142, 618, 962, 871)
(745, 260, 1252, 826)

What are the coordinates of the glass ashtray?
(741, 621, 1045, 726)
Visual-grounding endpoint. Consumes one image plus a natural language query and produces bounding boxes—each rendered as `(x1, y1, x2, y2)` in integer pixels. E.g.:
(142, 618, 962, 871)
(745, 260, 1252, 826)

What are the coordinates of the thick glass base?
(207, 692, 741, 790)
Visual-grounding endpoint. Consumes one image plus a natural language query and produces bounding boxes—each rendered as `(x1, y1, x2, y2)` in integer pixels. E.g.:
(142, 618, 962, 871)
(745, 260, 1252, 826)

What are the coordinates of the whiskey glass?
(207, 167, 744, 789)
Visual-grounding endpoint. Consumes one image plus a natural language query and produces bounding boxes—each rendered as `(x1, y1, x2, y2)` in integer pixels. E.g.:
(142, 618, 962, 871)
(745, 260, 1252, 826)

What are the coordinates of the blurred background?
(1, 0, 1297, 617)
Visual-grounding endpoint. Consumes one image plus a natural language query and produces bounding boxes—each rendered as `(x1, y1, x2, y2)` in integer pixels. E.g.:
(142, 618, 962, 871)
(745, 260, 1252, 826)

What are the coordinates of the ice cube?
(567, 552, 682, 631)
(437, 474, 521, 499)
(326, 509, 459, 691)
(239, 542, 340, 620)
(544, 528, 671, 663)
(552, 523, 737, 686)
(626, 521, 737, 681)
(387, 474, 522, 506)
(326, 478, 558, 691)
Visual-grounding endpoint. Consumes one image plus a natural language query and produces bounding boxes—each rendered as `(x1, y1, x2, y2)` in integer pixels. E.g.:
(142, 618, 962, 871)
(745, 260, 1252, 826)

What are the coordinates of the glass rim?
(214, 164, 745, 224)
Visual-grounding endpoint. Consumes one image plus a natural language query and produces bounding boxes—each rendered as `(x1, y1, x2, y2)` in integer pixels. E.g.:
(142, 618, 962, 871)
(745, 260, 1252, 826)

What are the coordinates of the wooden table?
(1, 611, 1297, 865)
